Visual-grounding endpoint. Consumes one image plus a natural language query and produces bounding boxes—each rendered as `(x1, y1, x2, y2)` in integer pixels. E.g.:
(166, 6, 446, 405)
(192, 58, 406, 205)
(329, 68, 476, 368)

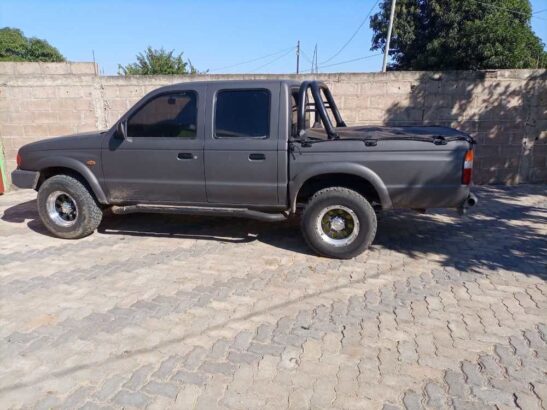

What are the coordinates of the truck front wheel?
(301, 187, 377, 259)
(37, 174, 103, 239)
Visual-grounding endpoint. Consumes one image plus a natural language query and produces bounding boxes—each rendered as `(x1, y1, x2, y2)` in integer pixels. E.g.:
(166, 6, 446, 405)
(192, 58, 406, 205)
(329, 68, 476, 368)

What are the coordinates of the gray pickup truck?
(12, 80, 477, 258)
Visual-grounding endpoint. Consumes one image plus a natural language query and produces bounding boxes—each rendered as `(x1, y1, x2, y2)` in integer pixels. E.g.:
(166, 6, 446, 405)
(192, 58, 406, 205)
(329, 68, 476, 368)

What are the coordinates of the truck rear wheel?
(37, 174, 103, 239)
(301, 187, 377, 259)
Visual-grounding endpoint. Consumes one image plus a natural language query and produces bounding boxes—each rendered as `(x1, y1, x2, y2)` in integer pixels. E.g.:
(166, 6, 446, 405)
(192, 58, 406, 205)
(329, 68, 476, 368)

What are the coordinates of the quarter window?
(215, 89, 270, 138)
(127, 92, 197, 138)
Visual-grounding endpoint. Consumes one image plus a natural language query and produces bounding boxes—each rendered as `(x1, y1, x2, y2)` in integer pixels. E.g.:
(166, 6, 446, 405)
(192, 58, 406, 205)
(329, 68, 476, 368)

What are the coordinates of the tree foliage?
(0, 27, 65, 62)
(118, 47, 197, 75)
(370, 0, 547, 70)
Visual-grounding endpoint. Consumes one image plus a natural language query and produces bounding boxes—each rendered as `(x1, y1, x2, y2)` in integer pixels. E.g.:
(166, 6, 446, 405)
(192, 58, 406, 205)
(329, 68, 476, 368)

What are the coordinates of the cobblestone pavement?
(0, 185, 546, 410)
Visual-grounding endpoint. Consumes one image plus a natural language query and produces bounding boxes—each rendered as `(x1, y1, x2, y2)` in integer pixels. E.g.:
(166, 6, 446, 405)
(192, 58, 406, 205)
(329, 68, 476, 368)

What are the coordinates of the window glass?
(215, 89, 270, 138)
(127, 92, 197, 138)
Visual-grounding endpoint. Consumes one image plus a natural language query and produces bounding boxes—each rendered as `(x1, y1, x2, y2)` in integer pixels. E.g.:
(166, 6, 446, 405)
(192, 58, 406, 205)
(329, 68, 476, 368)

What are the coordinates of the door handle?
(178, 152, 196, 160)
(249, 153, 266, 161)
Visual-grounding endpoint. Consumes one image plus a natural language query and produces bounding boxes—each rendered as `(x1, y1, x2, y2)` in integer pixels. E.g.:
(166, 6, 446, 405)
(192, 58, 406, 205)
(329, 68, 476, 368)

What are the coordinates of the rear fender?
(290, 163, 392, 212)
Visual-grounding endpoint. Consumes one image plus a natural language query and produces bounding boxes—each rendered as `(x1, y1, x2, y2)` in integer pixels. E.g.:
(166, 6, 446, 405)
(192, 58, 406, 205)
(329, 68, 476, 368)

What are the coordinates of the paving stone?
(152, 355, 181, 380)
(171, 370, 207, 386)
(402, 390, 423, 410)
(199, 361, 235, 376)
(142, 381, 179, 399)
(112, 390, 151, 408)
(227, 351, 260, 365)
(123, 365, 154, 391)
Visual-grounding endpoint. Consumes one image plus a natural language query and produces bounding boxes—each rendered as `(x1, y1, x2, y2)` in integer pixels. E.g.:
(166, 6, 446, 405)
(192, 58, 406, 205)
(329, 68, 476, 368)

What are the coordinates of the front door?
(102, 85, 206, 204)
(204, 82, 280, 206)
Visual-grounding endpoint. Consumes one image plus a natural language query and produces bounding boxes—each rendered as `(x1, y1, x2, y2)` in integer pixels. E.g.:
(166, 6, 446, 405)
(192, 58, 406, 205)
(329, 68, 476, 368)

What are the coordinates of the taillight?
(462, 149, 474, 185)
(16, 152, 22, 167)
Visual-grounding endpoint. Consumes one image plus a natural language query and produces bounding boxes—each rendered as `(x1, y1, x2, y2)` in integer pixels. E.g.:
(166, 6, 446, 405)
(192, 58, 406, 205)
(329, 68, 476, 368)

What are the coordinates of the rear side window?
(214, 89, 270, 138)
(127, 91, 197, 138)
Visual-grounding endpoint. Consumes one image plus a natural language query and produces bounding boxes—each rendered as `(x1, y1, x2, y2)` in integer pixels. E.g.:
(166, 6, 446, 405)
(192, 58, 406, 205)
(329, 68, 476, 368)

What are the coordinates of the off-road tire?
(301, 187, 377, 259)
(37, 174, 103, 239)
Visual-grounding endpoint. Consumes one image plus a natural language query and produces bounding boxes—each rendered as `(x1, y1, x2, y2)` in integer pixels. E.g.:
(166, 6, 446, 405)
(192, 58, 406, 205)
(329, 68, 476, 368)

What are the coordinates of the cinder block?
(32, 111, 59, 124)
(341, 96, 367, 110)
(357, 108, 386, 122)
(386, 82, 412, 94)
(56, 86, 83, 98)
(359, 82, 387, 95)
(31, 88, 57, 99)
(8, 87, 33, 99)
(41, 63, 71, 75)
(14, 63, 42, 75)
(117, 86, 146, 98)
(48, 124, 78, 136)
(328, 82, 359, 96)
(70, 63, 97, 75)
(0, 124, 25, 137)
(25, 99, 51, 112)
(24, 124, 51, 137)
(0, 62, 16, 75)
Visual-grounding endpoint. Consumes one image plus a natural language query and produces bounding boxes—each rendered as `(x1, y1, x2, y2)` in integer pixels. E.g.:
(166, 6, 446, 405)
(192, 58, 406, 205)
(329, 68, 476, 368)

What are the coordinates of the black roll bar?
(297, 81, 346, 139)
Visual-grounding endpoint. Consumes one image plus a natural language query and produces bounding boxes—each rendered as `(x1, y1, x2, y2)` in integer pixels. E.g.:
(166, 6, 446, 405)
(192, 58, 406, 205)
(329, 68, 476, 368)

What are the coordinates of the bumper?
(11, 169, 40, 189)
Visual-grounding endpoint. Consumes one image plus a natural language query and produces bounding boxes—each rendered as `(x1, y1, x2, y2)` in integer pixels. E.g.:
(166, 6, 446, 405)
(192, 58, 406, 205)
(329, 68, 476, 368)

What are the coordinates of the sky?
(1, 0, 546, 76)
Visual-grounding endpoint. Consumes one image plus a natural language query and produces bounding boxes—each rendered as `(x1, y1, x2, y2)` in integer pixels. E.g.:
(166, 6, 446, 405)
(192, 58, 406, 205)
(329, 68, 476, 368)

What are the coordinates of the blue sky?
(1, 0, 546, 75)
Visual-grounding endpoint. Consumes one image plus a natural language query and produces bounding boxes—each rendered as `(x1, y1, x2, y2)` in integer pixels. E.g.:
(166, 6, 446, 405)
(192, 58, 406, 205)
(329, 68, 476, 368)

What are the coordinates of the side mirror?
(116, 120, 127, 139)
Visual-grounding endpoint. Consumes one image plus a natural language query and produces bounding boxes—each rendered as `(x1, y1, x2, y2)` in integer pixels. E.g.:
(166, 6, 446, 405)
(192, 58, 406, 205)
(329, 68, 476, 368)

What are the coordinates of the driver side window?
(127, 91, 197, 138)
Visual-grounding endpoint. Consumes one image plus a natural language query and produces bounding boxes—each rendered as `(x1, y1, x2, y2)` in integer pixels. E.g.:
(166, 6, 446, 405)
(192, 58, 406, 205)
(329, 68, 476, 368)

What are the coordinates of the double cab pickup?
(12, 80, 477, 258)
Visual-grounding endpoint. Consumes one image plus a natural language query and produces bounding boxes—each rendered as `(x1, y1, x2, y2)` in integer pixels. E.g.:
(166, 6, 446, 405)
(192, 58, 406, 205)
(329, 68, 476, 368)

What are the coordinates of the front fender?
(34, 156, 108, 204)
(289, 163, 392, 212)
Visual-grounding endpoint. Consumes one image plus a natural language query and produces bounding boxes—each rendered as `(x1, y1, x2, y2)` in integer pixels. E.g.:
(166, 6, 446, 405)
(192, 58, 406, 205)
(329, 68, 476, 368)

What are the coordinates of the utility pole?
(296, 40, 300, 74)
(92, 50, 97, 76)
(313, 44, 319, 73)
(382, 0, 396, 72)
(311, 44, 317, 73)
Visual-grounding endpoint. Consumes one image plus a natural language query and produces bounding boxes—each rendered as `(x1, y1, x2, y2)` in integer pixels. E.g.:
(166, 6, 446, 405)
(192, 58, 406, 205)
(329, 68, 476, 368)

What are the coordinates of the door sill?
(110, 204, 289, 222)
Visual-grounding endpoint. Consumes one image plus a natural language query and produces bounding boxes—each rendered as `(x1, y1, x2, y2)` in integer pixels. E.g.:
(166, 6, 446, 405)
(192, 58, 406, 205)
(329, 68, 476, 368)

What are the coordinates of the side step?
(110, 204, 289, 222)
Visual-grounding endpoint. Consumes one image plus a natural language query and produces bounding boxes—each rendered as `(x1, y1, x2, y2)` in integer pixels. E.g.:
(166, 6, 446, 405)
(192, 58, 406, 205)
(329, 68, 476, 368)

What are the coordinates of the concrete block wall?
(0, 63, 545, 188)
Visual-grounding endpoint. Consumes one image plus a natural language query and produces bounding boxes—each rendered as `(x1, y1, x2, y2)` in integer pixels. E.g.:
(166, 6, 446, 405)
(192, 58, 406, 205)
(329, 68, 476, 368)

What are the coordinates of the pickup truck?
(12, 80, 477, 259)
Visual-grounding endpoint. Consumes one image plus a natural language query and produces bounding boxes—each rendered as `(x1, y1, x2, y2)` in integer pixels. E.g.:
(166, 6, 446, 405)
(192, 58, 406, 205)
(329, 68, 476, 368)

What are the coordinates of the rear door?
(102, 85, 206, 204)
(204, 82, 280, 206)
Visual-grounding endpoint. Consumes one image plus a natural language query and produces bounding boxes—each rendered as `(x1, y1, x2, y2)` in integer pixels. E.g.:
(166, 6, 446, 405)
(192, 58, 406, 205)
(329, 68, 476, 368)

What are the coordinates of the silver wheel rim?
(46, 191, 78, 227)
(315, 205, 360, 247)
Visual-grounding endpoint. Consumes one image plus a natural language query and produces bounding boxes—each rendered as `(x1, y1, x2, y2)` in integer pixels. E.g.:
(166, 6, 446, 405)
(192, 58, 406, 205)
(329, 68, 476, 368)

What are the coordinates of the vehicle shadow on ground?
(0, 199, 314, 255)
(2, 191, 545, 280)
(376, 190, 546, 280)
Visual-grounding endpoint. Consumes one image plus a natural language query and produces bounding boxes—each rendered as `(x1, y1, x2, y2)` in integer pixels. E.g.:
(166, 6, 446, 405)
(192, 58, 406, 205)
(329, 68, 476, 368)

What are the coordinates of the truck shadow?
(375, 190, 546, 280)
(2, 188, 545, 280)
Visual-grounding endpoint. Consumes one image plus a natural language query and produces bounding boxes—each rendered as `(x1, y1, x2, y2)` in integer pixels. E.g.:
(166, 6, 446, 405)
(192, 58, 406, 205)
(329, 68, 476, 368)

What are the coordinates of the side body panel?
(101, 84, 207, 204)
(289, 139, 471, 210)
(203, 81, 284, 208)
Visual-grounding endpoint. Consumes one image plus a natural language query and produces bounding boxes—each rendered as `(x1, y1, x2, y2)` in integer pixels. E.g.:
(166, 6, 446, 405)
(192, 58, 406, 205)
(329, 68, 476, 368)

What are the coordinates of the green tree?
(118, 47, 197, 75)
(0, 27, 65, 62)
(370, 0, 547, 70)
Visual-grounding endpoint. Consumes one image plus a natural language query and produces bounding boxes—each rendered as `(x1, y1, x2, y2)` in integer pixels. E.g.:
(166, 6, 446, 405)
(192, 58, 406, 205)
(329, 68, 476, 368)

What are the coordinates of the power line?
(300, 49, 314, 64)
(251, 47, 295, 72)
(321, 0, 380, 64)
(300, 53, 383, 73)
(208, 46, 295, 72)
(471, 0, 546, 20)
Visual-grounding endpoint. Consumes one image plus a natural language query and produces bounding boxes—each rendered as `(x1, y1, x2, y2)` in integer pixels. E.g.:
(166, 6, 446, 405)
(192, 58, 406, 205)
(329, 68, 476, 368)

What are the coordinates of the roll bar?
(297, 81, 346, 139)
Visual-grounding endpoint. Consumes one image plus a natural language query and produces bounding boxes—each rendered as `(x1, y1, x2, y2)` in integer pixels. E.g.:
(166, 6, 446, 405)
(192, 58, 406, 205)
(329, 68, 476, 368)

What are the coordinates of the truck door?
(102, 85, 206, 204)
(204, 82, 280, 206)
